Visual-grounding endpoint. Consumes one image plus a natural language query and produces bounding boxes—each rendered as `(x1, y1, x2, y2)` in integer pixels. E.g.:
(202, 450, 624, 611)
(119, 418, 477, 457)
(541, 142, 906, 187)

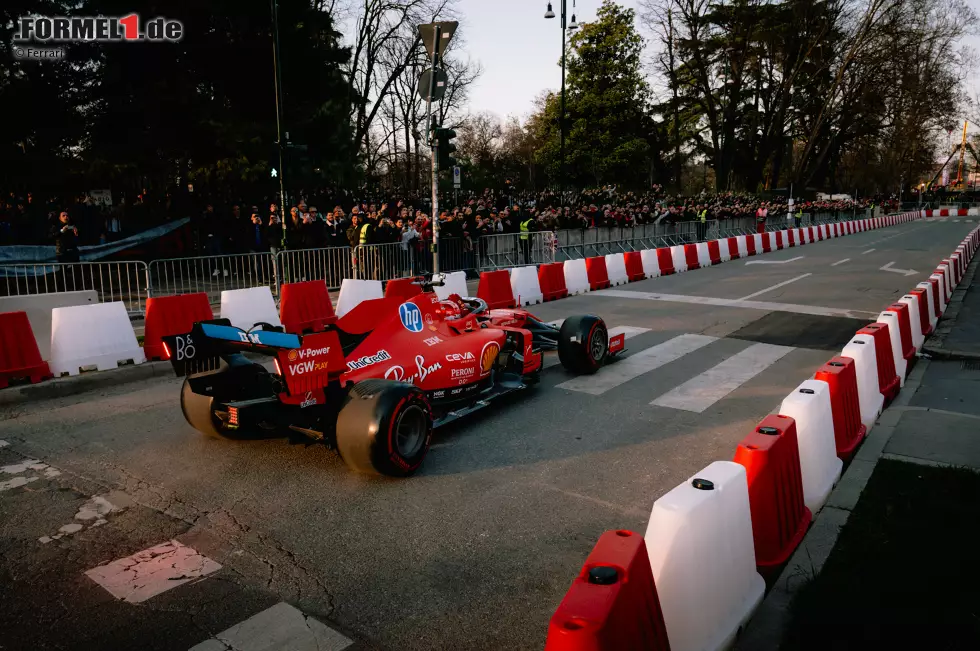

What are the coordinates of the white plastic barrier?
(604, 253, 629, 286)
(670, 245, 689, 273)
(876, 312, 908, 385)
(645, 461, 764, 651)
(951, 253, 963, 283)
(0, 290, 98, 362)
(929, 273, 948, 313)
(799, 228, 810, 244)
(335, 279, 384, 317)
(898, 294, 925, 350)
(717, 239, 732, 262)
(841, 334, 884, 431)
(916, 281, 939, 329)
(751, 233, 764, 254)
(509, 266, 543, 305)
(220, 286, 282, 330)
(433, 271, 469, 301)
(640, 249, 661, 278)
(563, 259, 590, 295)
(778, 380, 842, 514)
(736, 236, 749, 258)
(695, 242, 712, 269)
(50, 301, 145, 376)
(938, 262, 954, 295)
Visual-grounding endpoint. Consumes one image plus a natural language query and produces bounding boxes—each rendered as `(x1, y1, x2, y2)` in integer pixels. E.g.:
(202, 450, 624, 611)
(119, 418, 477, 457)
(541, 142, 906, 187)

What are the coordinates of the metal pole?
(426, 26, 442, 275)
(271, 0, 287, 246)
(559, 0, 566, 216)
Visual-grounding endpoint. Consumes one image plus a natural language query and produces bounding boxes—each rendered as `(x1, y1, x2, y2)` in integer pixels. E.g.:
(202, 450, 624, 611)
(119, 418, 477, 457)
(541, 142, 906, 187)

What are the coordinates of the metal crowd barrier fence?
(0, 260, 150, 316)
(148, 253, 277, 304)
(276, 245, 352, 289)
(479, 232, 556, 270)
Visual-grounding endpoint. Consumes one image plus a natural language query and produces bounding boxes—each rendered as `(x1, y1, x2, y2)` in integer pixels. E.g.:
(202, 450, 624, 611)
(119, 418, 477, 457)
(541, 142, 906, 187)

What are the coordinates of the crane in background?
(928, 120, 979, 191)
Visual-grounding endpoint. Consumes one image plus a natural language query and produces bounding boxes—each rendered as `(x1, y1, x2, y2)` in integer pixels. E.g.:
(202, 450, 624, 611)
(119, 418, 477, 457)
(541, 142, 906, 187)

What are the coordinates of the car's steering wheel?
(446, 296, 488, 320)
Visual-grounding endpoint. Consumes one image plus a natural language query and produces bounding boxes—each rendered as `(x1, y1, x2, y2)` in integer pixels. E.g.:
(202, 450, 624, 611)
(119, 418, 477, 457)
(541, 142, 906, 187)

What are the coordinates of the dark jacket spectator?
(50, 211, 80, 262)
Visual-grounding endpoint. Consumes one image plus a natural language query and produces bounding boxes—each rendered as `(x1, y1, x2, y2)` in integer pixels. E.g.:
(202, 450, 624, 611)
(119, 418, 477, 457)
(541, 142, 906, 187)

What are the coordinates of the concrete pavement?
(0, 217, 975, 650)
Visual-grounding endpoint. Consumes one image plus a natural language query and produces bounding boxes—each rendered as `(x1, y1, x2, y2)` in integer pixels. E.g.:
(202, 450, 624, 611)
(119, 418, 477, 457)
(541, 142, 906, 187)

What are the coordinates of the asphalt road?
(1, 216, 974, 651)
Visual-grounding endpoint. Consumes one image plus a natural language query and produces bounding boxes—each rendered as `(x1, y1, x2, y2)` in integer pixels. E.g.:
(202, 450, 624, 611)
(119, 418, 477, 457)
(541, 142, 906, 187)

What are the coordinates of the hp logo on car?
(399, 302, 423, 333)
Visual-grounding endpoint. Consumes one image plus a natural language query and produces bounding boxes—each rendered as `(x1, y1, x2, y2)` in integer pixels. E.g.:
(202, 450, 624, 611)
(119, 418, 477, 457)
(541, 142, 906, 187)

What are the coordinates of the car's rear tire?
(336, 379, 433, 477)
(181, 378, 225, 438)
(558, 315, 608, 375)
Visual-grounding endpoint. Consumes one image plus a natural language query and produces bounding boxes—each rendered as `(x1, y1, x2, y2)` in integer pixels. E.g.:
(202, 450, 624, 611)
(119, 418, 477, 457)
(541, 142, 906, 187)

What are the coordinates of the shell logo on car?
(480, 342, 500, 375)
(287, 349, 299, 362)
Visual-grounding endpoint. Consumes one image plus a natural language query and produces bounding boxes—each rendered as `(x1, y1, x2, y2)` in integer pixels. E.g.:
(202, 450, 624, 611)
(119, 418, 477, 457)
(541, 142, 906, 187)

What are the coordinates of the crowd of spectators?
(1, 185, 906, 260)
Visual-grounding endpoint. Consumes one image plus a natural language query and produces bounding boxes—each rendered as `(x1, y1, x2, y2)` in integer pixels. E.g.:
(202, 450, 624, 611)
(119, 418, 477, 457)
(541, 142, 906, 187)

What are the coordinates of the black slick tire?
(181, 378, 225, 438)
(558, 315, 608, 375)
(336, 379, 433, 477)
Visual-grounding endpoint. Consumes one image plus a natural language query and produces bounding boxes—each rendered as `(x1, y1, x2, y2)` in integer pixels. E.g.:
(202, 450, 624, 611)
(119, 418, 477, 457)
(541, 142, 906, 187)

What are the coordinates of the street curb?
(737, 241, 978, 649)
(0, 360, 174, 407)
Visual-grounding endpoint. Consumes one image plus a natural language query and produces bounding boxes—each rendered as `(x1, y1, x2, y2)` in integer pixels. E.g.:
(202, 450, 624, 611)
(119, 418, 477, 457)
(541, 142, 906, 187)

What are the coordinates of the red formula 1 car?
(165, 278, 625, 477)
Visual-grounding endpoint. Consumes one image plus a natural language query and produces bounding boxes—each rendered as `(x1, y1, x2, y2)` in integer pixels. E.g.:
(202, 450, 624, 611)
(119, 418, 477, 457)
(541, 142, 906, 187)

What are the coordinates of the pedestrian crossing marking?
(650, 342, 794, 413)
(557, 334, 717, 395)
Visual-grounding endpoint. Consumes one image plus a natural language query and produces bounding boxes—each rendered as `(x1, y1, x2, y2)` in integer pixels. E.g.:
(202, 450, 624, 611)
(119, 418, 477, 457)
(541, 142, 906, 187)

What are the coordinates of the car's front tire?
(336, 379, 433, 477)
(558, 315, 608, 375)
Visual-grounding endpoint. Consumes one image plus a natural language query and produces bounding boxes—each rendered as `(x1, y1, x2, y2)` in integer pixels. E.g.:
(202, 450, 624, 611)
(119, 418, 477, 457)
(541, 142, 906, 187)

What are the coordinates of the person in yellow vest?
(795, 207, 803, 228)
(697, 206, 708, 241)
(519, 212, 536, 264)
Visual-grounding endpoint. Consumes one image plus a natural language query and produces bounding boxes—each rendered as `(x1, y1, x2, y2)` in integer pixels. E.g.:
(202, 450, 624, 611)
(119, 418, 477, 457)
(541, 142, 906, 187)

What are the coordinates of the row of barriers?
(0, 211, 912, 398)
(544, 214, 980, 651)
(0, 211, 872, 318)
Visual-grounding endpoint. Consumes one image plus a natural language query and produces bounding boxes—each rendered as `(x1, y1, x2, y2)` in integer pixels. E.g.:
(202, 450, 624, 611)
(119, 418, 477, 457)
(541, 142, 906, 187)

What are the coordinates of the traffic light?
(434, 127, 457, 170)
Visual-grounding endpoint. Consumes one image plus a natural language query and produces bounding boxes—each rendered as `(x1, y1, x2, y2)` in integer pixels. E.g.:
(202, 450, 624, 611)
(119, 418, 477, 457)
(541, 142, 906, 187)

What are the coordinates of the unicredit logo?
(346, 350, 391, 371)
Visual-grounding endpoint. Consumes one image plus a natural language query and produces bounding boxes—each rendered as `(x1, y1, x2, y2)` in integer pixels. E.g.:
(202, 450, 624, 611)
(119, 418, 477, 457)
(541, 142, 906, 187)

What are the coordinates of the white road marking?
(862, 248, 876, 254)
(880, 261, 918, 276)
(744, 255, 804, 266)
(188, 602, 353, 651)
(594, 288, 879, 319)
(831, 258, 850, 267)
(0, 440, 8, 448)
(953, 219, 961, 223)
(1, 476, 38, 491)
(738, 273, 813, 300)
(651, 343, 794, 413)
(39, 494, 127, 544)
(85, 540, 221, 603)
(557, 334, 716, 395)
(1, 459, 48, 474)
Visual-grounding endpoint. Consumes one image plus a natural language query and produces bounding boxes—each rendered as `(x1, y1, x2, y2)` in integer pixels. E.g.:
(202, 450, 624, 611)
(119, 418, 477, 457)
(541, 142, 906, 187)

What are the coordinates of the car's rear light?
(228, 406, 239, 426)
(162, 342, 171, 359)
(273, 358, 282, 376)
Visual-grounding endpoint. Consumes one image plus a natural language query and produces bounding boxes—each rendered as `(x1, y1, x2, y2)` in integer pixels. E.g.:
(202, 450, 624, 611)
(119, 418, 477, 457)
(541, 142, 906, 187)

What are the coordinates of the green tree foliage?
(534, 1, 664, 189)
(0, 0, 353, 199)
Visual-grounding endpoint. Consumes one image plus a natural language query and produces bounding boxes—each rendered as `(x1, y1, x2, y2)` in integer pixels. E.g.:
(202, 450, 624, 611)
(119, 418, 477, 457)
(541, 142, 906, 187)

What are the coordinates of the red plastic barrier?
(0, 311, 52, 389)
(477, 270, 517, 309)
(760, 233, 772, 253)
(786, 229, 796, 247)
(937, 265, 952, 299)
(808, 226, 816, 242)
(732, 415, 812, 573)
(384, 277, 422, 301)
(545, 530, 671, 651)
(857, 324, 900, 404)
(623, 251, 646, 282)
(814, 357, 867, 461)
(655, 248, 675, 275)
(538, 262, 570, 301)
(928, 277, 943, 315)
(774, 231, 784, 250)
(683, 243, 701, 270)
(745, 234, 758, 256)
(279, 281, 337, 335)
(885, 303, 916, 362)
(143, 293, 215, 360)
(939, 208, 949, 217)
(944, 257, 961, 285)
(958, 208, 968, 216)
(728, 236, 742, 259)
(586, 257, 611, 290)
(706, 240, 722, 265)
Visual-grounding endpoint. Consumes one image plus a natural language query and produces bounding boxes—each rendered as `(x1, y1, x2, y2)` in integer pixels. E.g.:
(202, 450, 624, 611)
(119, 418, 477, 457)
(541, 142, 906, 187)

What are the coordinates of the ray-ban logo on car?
(399, 303, 423, 333)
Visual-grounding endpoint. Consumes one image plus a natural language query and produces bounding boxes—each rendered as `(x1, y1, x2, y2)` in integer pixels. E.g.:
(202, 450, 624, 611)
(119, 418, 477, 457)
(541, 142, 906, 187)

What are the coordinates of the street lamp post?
(545, 2, 578, 216)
